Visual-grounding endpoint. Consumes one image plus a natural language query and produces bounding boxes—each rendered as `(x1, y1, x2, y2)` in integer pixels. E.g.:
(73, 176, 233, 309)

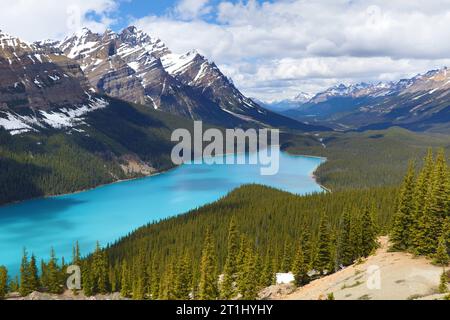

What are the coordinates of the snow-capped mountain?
(260, 92, 315, 113)
(54, 26, 320, 130)
(284, 67, 450, 131)
(293, 92, 315, 103)
(0, 30, 105, 135)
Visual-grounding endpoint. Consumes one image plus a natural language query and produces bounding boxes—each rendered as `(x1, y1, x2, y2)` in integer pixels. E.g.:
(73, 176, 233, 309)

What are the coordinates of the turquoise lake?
(0, 151, 325, 274)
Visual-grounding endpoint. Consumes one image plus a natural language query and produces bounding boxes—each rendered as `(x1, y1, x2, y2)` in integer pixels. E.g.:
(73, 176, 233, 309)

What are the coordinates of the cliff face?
(0, 31, 90, 113)
(57, 27, 320, 129)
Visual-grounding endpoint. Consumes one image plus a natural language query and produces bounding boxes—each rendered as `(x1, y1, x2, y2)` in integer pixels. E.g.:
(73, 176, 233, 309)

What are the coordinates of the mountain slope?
(275, 237, 446, 300)
(0, 96, 196, 205)
(0, 30, 97, 135)
(57, 27, 326, 130)
(284, 68, 450, 132)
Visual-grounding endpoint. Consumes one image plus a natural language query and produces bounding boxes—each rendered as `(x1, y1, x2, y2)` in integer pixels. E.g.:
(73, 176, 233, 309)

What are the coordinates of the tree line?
(0, 184, 389, 299)
(391, 149, 450, 265)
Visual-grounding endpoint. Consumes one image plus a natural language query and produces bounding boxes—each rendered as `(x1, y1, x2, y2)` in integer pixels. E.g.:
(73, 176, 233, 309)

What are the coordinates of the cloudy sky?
(1, 0, 450, 101)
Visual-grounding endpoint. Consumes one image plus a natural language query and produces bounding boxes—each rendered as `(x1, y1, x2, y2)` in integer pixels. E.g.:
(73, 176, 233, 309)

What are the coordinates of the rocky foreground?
(262, 237, 449, 300)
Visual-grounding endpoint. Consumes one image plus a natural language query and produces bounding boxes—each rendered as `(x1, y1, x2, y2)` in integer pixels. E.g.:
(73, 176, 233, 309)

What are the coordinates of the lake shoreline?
(0, 150, 329, 207)
(0, 165, 179, 209)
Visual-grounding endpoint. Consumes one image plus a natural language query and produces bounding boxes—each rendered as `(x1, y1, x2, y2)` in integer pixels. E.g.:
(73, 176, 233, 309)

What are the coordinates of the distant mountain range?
(257, 92, 314, 113)
(275, 68, 450, 132)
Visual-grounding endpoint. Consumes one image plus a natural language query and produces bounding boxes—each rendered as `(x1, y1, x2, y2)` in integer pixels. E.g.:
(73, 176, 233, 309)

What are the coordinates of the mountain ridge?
(280, 67, 450, 132)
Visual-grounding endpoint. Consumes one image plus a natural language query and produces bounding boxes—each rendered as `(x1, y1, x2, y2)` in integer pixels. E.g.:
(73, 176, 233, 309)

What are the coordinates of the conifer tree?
(328, 230, 338, 272)
(19, 248, 31, 297)
(160, 261, 176, 300)
(28, 254, 39, 292)
(9, 276, 19, 293)
(361, 205, 378, 256)
(82, 261, 94, 297)
(301, 230, 313, 267)
(417, 150, 449, 255)
(221, 218, 239, 299)
(315, 215, 332, 274)
(280, 241, 292, 273)
(338, 210, 354, 266)
(433, 234, 449, 266)
(120, 260, 130, 298)
(198, 230, 219, 300)
(391, 161, 416, 250)
(236, 235, 248, 268)
(349, 209, 363, 260)
(439, 269, 448, 294)
(259, 254, 275, 288)
(109, 266, 117, 293)
(174, 253, 192, 300)
(72, 241, 81, 266)
(132, 277, 145, 300)
(0, 266, 8, 299)
(47, 248, 62, 294)
(411, 150, 434, 250)
(92, 242, 108, 294)
(149, 261, 160, 300)
(40, 259, 48, 289)
(238, 243, 259, 300)
(292, 243, 308, 286)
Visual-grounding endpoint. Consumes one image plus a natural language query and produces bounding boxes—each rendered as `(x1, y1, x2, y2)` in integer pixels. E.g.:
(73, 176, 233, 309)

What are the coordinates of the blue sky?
(1, 0, 449, 101)
(111, 0, 272, 30)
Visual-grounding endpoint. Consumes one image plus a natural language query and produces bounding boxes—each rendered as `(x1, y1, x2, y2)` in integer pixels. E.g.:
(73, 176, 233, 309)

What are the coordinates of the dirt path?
(276, 237, 448, 300)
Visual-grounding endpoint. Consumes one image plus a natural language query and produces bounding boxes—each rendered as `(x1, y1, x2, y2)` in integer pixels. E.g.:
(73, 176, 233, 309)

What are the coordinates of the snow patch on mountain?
(0, 98, 108, 135)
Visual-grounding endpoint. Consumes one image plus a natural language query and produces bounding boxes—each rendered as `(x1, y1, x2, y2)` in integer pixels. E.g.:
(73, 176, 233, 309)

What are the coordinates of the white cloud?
(174, 0, 212, 20)
(134, 0, 450, 100)
(2, 0, 450, 101)
(0, 0, 118, 41)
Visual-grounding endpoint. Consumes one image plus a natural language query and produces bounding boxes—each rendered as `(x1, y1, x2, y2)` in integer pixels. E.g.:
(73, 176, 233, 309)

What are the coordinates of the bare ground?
(268, 237, 449, 300)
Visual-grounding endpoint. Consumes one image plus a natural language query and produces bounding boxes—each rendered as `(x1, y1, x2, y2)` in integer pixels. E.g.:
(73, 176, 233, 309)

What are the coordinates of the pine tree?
(174, 253, 192, 300)
(120, 260, 130, 298)
(416, 150, 449, 255)
(280, 241, 292, 273)
(259, 254, 275, 288)
(238, 243, 259, 300)
(411, 150, 434, 250)
(433, 234, 449, 266)
(19, 248, 31, 297)
(361, 204, 378, 257)
(338, 210, 354, 266)
(315, 215, 332, 274)
(9, 276, 19, 293)
(439, 269, 448, 294)
(0, 266, 8, 299)
(149, 260, 160, 300)
(236, 235, 248, 269)
(72, 241, 81, 266)
(220, 218, 239, 299)
(292, 243, 308, 287)
(301, 230, 313, 268)
(40, 260, 48, 289)
(92, 242, 108, 294)
(28, 254, 39, 292)
(198, 230, 219, 300)
(82, 260, 94, 297)
(109, 266, 117, 293)
(132, 276, 145, 300)
(391, 161, 416, 250)
(349, 209, 363, 261)
(47, 248, 62, 294)
(160, 261, 176, 300)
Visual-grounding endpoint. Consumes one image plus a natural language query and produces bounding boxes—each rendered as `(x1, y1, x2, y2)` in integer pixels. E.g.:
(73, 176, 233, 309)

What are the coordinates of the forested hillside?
(282, 127, 450, 190)
(0, 97, 194, 205)
(1, 184, 396, 299)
